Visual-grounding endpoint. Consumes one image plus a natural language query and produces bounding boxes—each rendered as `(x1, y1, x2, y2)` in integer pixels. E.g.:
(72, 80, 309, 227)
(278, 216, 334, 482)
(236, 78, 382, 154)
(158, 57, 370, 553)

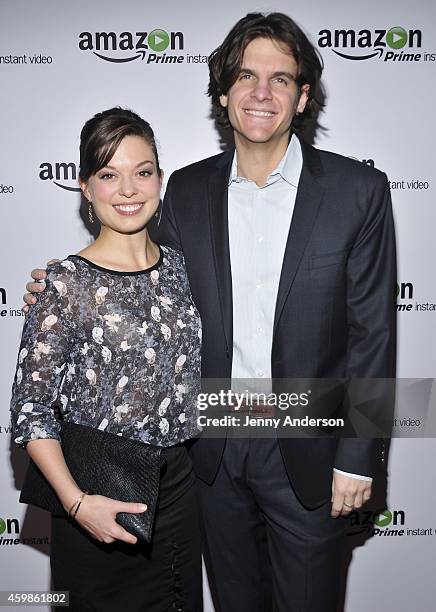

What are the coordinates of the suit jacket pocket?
(310, 249, 348, 270)
(309, 249, 348, 289)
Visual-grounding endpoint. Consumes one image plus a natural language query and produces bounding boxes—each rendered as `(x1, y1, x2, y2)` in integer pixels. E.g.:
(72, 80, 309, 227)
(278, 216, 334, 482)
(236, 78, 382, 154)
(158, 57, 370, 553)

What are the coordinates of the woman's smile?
(112, 202, 145, 216)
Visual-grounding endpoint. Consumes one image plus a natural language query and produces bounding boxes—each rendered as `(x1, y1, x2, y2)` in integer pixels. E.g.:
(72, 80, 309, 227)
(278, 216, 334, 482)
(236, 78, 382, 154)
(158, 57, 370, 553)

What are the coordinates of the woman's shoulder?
(46, 256, 78, 273)
(45, 256, 95, 292)
(160, 246, 191, 281)
(45, 256, 87, 279)
(160, 245, 186, 269)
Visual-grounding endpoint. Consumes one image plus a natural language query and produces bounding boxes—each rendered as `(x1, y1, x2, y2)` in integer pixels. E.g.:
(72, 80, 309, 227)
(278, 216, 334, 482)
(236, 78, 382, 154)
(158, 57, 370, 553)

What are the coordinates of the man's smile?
(243, 109, 276, 117)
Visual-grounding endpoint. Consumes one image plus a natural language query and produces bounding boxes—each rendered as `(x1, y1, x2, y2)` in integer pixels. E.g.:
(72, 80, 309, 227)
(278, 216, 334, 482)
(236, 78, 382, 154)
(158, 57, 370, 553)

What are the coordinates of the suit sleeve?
(149, 173, 183, 251)
(334, 172, 396, 476)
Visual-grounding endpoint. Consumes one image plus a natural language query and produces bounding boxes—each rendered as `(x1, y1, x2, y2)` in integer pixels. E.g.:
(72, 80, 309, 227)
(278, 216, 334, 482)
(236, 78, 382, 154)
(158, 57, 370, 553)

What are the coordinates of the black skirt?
(50, 444, 202, 612)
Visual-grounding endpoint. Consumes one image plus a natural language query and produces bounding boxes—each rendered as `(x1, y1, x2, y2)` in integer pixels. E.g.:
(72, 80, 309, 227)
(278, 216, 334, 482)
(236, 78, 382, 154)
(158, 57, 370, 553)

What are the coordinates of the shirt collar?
(229, 134, 302, 188)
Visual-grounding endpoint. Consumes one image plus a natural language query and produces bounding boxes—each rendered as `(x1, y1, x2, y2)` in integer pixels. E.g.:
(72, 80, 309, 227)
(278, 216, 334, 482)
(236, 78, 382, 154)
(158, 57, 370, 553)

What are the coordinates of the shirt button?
(257, 327, 263, 333)
(257, 235, 263, 243)
(255, 281, 261, 289)
(257, 370, 264, 377)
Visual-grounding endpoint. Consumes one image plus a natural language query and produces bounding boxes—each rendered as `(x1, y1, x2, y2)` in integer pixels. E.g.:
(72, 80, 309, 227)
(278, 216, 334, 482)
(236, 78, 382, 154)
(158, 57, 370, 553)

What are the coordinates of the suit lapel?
(208, 151, 234, 353)
(273, 141, 325, 336)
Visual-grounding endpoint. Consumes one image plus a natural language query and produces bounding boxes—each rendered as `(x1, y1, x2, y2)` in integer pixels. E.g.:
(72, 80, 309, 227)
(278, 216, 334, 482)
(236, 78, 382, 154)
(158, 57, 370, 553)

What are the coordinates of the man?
(25, 12, 396, 612)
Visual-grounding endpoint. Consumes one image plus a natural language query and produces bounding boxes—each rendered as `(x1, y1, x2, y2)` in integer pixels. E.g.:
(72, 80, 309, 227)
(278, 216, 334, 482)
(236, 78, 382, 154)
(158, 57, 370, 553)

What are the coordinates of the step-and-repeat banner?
(1, 1, 435, 610)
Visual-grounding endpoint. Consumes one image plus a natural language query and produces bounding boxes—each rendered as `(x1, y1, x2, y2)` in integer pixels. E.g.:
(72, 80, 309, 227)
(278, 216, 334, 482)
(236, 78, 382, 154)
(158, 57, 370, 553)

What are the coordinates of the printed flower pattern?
(95, 286, 108, 305)
(53, 281, 67, 297)
(41, 314, 57, 332)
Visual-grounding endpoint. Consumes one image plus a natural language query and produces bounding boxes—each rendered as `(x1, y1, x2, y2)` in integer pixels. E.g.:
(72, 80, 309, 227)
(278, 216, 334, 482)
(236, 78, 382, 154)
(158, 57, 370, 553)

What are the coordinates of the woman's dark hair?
(79, 107, 160, 181)
(208, 12, 324, 132)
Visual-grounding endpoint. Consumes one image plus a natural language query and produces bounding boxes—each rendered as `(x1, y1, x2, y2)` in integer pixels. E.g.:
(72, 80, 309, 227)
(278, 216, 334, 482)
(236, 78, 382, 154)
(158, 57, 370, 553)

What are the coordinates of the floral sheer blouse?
(10, 246, 202, 447)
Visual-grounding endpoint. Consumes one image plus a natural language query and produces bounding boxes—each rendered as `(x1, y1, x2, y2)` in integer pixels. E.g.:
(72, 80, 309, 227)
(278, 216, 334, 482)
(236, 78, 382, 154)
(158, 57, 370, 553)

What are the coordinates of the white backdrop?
(1, 1, 435, 610)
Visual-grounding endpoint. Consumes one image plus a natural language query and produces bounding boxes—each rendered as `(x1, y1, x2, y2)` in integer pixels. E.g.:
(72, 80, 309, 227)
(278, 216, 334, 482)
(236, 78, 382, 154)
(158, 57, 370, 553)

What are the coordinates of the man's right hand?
(23, 262, 58, 312)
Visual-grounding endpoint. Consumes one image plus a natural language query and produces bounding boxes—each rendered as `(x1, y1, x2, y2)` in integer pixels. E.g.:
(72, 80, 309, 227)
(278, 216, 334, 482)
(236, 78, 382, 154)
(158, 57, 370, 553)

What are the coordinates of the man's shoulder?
(169, 150, 233, 184)
(307, 142, 387, 185)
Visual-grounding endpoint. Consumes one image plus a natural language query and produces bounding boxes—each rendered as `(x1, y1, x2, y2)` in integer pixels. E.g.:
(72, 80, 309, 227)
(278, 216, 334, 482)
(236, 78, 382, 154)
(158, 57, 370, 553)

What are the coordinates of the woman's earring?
(88, 202, 94, 224)
(154, 199, 162, 219)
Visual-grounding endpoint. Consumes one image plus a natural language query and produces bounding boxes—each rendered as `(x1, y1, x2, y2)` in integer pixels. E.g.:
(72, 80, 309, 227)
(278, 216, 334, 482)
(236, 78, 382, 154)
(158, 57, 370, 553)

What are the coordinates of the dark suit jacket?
(152, 137, 396, 508)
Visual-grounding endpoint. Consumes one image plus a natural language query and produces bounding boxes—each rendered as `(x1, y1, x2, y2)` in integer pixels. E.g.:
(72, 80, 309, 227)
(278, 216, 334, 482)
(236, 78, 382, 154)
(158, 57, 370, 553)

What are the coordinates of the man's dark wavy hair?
(208, 12, 324, 132)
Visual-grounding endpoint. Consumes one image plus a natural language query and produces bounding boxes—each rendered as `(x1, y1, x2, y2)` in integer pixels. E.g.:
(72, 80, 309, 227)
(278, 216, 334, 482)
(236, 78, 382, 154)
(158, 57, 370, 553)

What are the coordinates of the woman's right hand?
(73, 493, 147, 545)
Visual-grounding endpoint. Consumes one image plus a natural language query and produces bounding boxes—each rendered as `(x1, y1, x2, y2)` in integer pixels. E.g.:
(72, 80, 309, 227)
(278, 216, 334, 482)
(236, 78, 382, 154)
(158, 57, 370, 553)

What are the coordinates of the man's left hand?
(330, 472, 371, 518)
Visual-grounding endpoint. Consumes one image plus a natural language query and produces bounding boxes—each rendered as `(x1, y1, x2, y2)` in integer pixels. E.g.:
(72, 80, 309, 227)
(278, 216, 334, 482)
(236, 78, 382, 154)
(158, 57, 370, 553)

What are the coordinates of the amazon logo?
(318, 27, 422, 61)
(39, 162, 80, 192)
(78, 30, 184, 63)
(347, 509, 406, 537)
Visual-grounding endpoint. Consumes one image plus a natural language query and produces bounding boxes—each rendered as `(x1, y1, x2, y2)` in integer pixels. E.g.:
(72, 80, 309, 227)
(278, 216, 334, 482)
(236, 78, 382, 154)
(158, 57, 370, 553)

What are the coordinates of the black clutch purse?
(19, 421, 165, 543)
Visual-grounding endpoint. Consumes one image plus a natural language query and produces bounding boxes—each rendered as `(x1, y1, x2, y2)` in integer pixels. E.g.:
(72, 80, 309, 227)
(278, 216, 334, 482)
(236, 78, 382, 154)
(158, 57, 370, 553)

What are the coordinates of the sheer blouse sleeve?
(10, 263, 73, 447)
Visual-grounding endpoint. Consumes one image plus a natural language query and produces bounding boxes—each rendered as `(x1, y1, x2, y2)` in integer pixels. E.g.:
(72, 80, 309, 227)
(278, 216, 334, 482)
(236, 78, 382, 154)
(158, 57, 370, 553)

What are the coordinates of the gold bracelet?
(68, 493, 83, 516)
(72, 492, 88, 520)
(68, 491, 88, 517)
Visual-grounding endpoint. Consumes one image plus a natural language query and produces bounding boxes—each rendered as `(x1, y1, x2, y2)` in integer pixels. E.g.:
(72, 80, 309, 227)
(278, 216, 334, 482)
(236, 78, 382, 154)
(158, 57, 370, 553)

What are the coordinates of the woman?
(10, 107, 203, 611)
